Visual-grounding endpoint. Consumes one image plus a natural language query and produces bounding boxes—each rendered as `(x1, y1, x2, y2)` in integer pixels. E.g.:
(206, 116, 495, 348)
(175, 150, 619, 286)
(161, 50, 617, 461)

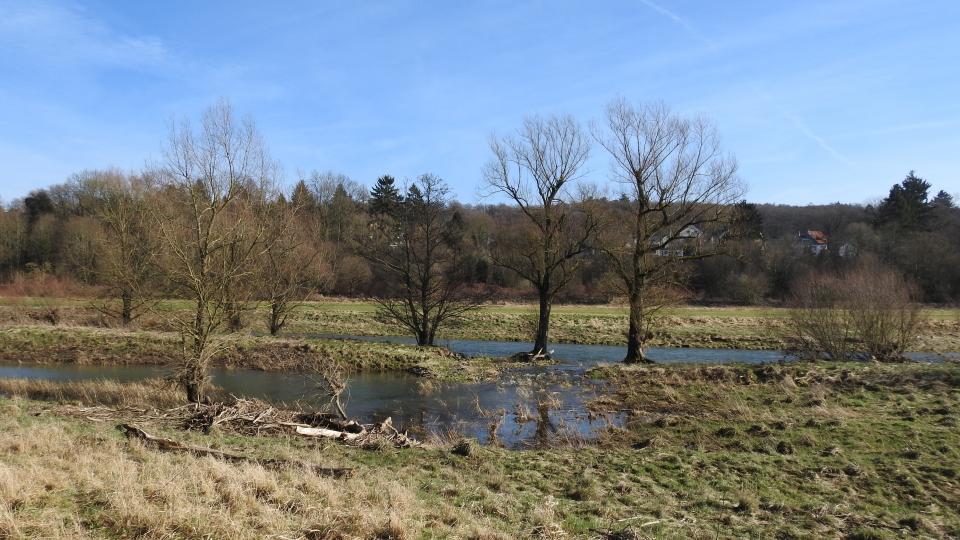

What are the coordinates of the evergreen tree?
(731, 200, 763, 239)
(932, 190, 955, 209)
(368, 175, 402, 217)
(24, 190, 53, 227)
(876, 171, 932, 230)
(290, 178, 316, 210)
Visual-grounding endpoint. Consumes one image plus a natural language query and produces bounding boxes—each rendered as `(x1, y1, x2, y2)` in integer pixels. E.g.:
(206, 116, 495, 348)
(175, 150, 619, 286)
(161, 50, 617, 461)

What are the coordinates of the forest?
(1, 134, 958, 308)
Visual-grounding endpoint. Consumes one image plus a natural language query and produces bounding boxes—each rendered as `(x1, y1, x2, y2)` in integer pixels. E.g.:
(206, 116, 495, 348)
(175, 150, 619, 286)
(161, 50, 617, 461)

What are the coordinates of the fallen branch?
(293, 417, 421, 448)
(117, 424, 353, 478)
(295, 425, 361, 441)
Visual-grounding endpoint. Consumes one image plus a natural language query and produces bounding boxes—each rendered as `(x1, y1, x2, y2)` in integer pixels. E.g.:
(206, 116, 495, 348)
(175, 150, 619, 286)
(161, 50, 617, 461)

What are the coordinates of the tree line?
(0, 99, 957, 399)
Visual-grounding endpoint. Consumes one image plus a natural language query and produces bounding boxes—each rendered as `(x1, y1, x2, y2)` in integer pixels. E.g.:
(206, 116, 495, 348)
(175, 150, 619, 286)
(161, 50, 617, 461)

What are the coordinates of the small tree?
(260, 195, 330, 336)
(787, 274, 856, 361)
(483, 115, 597, 357)
(594, 99, 741, 363)
(154, 100, 276, 403)
(364, 174, 479, 346)
(92, 171, 160, 325)
(846, 267, 923, 360)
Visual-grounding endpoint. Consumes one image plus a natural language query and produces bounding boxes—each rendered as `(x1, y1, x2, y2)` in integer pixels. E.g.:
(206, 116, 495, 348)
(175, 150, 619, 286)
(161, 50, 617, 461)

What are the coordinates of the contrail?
(637, 0, 717, 49)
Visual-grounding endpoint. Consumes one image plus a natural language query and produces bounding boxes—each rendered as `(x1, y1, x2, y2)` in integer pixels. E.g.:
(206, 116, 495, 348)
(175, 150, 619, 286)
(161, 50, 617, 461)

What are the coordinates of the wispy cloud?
(637, 0, 717, 49)
(0, 1, 168, 69)
(784, 113, 852, 165)
(635, 1, 853, 165)
(748, 87, 852, 165)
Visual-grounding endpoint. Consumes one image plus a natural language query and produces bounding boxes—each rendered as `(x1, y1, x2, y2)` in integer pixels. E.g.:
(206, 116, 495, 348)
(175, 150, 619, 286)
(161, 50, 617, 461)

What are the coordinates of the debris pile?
(183, 397, 421, 448)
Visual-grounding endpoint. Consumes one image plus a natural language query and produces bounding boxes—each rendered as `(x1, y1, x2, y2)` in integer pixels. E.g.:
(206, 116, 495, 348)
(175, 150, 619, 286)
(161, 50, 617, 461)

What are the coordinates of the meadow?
(1, 297, 959, 538)
(0, 361, 957, 538)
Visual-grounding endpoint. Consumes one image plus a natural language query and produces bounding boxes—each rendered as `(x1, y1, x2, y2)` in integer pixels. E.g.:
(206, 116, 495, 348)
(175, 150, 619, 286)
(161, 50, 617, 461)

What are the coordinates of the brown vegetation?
(0, 377, 183, 409)
(788, 262, 923, 360)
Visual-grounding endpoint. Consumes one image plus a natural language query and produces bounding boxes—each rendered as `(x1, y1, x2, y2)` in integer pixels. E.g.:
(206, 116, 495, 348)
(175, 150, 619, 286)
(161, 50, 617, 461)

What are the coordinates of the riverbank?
(1, 360, 957, 538)
(0, 324, 524, 382)
(3, 297, 959, 352)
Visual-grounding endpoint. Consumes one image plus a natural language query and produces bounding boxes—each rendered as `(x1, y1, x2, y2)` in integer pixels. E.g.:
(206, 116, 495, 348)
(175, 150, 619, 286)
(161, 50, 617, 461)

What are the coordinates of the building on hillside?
(797, 230, 829, 255)
(651, 225, 703, 257)
(838, 243, 857, 258)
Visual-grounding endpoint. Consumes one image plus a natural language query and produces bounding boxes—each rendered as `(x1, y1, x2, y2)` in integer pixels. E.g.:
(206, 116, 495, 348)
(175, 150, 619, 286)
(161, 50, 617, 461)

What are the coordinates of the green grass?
(2, 360, 957, 538)
(3, 296, 959, 356)
(0, 324, 522, 382)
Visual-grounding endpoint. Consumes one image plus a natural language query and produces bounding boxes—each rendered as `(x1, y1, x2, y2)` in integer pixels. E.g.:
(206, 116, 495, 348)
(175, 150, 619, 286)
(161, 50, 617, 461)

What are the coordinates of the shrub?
(787, 263, 923, 361)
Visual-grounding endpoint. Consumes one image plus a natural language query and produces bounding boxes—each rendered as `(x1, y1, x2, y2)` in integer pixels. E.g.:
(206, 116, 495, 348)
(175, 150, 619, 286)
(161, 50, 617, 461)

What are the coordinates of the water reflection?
(2, 337, 953, 447)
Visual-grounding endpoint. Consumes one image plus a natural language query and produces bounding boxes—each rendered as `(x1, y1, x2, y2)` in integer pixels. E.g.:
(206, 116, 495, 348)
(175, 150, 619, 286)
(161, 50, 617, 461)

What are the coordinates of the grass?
(1, 360, 957, 538)
(6, 296, 957, 352)
(0, 324, 528, 382)
(0, 377, 184, 409)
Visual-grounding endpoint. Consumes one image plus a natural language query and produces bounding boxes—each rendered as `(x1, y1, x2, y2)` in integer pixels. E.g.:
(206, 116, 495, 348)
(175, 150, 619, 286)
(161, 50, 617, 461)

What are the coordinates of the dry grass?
(1, 360, 958, 538)
(0, 403, 511, 539)
(0, 378, 184, 409)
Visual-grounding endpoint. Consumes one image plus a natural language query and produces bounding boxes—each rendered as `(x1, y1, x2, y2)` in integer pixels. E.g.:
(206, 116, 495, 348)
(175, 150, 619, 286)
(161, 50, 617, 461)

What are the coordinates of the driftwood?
(117, 423, 353, 478)
(179, 398, 422, 448)
(292, 417, 421, 448)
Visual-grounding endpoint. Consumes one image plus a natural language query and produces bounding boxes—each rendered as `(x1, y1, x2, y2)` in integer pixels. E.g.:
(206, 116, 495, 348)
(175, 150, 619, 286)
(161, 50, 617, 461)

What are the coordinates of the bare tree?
(260, 194, 331, 336)
(787, 274, 855, 361)
(364, 174, 479, 346)
(594, 99, 742, 363)
(92, 171, 160, 325)
(483, 115, 597, 357)
(154, 100, 276, 403)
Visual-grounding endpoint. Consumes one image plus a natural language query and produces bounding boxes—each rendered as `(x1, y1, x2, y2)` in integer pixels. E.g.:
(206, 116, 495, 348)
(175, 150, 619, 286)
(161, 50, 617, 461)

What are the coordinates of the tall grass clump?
(0, 378, 184, 409)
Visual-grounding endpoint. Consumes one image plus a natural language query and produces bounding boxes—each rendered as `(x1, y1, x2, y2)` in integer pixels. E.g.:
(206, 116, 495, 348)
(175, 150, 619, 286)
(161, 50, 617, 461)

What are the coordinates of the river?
(2, 335, 954, 447)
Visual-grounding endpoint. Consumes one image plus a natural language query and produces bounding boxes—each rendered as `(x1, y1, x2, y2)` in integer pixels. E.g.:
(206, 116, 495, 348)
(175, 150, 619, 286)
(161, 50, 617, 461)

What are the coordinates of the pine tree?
(290, 179, 316, 210)
(368, 175, 402, 217)
(876, 171, 932, 230)
(932, 190, 955, 209)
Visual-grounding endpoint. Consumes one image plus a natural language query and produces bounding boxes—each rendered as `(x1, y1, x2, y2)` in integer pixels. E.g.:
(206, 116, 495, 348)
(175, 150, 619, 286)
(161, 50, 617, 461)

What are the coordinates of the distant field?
(2, 296, 959, 352)
(2, 296, 957, 319)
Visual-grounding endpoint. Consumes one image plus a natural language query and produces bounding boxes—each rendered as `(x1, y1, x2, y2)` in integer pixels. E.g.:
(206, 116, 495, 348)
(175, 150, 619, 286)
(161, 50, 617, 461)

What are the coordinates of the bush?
(787, 263, 922, 361)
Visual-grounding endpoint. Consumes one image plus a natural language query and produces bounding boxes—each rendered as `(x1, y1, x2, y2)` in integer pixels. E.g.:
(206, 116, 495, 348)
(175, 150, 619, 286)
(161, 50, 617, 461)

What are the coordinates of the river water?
(2, 335, 954, 447)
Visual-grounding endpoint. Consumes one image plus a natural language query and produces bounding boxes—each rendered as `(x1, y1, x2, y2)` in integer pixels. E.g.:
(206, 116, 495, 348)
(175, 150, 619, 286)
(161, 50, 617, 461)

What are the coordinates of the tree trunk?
(533, 288, 551, 356)
(226, 300, 242, 332)
(415, 325, 430, 346)
(120, 291, 132, 326)
(185, 379, 203, 403)
(624, 292, 653, 364)
(269, 302, 282, 336)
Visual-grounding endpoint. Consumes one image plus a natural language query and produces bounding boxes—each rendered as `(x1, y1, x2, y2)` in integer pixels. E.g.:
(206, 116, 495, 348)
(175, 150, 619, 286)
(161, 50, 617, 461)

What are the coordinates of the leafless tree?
(154, 99, 277, 403)
(594, 99, 742, 363)
(483, 115, 597, 357)
(260, 194, 331, 335)
(364, 174, 479, 346)
(787, 274, 855, 361)
(90, 171, 160, 325)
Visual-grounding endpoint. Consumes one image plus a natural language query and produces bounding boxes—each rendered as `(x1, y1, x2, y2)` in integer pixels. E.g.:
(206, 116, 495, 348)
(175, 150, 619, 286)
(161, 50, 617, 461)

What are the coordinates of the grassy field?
(1, 360, 957, 538)
(2, 296, 959, 352)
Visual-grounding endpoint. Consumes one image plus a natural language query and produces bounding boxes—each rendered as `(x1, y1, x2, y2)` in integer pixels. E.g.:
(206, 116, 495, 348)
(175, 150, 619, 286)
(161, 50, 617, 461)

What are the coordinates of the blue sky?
(1, 0, 958, 205)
